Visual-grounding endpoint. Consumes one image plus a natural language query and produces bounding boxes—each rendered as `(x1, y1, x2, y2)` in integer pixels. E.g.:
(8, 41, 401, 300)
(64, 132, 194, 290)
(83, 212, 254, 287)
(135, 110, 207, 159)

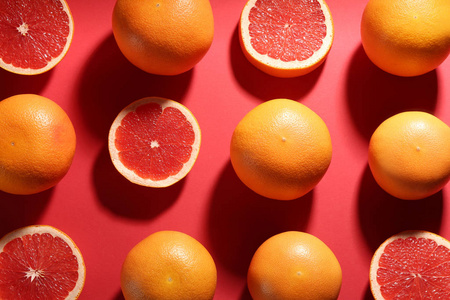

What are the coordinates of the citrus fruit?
(120, 230, 217, 300)
(368, 111, 450, 200)
(361, 0, 450, 77)
(230, 99, 332, 200)
(247, 231, 342, 300)
(0, 0, 74, 75)
(0, 225, 86, 300)
(0, 94, 76, 195)
(112, 0, 214, 75)
(108, 97, 201, 188)
(239, 0, 334, 78)
(370, 230, 450, 299)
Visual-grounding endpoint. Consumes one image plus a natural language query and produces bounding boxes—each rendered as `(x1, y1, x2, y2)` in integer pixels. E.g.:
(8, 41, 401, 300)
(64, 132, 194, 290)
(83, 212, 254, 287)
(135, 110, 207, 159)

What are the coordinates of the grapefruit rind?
(239, 0, 334, 78)
(0, 0, 74, 75)
(108, 97, 201, 188)
(0, 225, 86, 299)
(369, 230, 450, 300)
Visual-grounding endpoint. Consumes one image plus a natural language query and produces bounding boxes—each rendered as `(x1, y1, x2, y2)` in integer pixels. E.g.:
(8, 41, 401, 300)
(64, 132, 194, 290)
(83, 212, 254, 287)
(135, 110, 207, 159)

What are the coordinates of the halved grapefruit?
(239, 0, 334, 78)
(108, 97, 201, 188)
(0, 225, 86, 299)
(370, 230, 450, 299)
(0, 0, 74, 75)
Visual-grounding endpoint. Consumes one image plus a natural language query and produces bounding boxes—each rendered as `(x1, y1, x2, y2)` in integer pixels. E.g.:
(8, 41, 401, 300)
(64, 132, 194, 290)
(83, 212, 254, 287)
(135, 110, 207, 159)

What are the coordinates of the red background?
(1, 0, 450, 299)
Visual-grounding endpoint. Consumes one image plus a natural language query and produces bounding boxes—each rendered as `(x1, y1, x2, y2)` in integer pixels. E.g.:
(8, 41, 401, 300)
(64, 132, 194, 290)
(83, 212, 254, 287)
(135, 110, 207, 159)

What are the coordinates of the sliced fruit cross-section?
(0, 225, 86, 300)
(108, 97, 201, 188)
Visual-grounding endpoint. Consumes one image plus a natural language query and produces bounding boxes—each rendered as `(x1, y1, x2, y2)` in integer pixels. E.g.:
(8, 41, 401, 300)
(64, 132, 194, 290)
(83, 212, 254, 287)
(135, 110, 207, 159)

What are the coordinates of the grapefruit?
(121, 230, 217, 300)
(361, 0, 450, 77)
(368, 111, 450, 200)
(239, 0, 334, 77)
(112, 0, 214, 75)
(230, 99, 332, 200)
(108, 97, 201, 188)
(0, 94, 76, 195)
(370, 230, 450, 299)
(247, 231, 342, 300)
(0, 225, 86, 300)
(0, 0, 74, 75)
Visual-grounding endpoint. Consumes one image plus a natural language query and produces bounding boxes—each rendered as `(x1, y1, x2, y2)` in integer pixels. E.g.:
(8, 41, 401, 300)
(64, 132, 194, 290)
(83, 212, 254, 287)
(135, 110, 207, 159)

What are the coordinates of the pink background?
(1, 0, 450, 299)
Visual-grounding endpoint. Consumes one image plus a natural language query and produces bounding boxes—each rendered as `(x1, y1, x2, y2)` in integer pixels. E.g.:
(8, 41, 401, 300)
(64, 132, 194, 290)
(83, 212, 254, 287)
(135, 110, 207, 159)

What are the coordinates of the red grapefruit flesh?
(108, 97, 201, 188)
(0, 0, 74, 75)
(0, 225, 86, 300)
(370, 230, 450, 299)
(239, 0, 334, 78)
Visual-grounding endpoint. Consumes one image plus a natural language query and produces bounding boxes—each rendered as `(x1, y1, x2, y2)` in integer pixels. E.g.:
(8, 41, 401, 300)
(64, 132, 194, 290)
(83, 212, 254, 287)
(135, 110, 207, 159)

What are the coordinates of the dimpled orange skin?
(120, 231, 217, 300)
(369, 111, 450, 200)
(247, 231, 342, 300)
(230, 99, 332, 200)
(0, 94, 76, 195)
(361, 0, 450, 77)
(112, 0, 214, 76)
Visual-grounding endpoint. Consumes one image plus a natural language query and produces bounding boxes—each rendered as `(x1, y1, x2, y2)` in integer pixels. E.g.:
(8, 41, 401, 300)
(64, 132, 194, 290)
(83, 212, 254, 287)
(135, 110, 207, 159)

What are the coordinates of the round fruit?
(230, 99, 332, 200)
(239, 0, 334, 78)
(112, 0, 214, 75)
(368, 111, 450, 200)
(370, 230, 450, 299)
(248, 231, 342, 300)
(0, 225, 86, 299)
(361, 0, 450, 77)
(120, 230, 217, 300)
(0, 0, 74, 75)
(108, 97, 201, 188)
(0, 94, 76, 195)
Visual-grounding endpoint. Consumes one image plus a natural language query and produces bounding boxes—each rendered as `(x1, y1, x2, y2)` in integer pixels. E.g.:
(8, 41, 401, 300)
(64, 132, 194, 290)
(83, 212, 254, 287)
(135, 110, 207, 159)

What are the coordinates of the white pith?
(0, 0, 74, 75)
(0, 225, 86, 299)
(108, 97, 201, 188)
(369, 230, 450, 299)
(240, 0, 334, 70)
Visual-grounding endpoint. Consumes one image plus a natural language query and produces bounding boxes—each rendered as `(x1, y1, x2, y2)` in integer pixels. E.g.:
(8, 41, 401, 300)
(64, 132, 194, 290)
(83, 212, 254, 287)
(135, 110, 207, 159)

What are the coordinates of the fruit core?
(248, 0, 327, 62)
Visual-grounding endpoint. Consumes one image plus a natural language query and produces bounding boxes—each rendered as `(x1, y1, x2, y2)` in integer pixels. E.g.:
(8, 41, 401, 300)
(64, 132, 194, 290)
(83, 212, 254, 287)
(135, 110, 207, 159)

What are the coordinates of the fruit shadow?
(346, 45, 438, 141)
(240, 286, 253, 300)
(358, 164, 443, 252)
(0, 68, 52, 99)
(208, 161, 313, 277)
(0, 189, 53, 237)
(76, 33, 193, 139)
(113, 290, 125, 300)
(363, 283, 374, 300)
(92, 145, 182, 220)
(229, 24, 324, 101)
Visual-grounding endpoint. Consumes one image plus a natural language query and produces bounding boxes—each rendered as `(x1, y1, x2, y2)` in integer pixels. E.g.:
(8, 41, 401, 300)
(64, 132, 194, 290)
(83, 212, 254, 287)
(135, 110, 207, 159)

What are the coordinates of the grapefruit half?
(0, 225, 86, 299)
(239, 0, 334, 78)
(0, 0, 74, 75)
(108, 97, 201, 188)
(370, 230, 450, 299)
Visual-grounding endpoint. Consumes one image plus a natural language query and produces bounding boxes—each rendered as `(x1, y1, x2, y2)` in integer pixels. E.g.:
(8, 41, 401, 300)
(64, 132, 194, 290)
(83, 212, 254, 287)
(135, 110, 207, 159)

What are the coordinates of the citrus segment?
(109, 97, 201, 187)
(0, 225, 86, 300)
(370, 230, 450, 299)
(121, 231, 217, 300)
(0, 0, 74, 75)
(239, 0, 334, 77)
